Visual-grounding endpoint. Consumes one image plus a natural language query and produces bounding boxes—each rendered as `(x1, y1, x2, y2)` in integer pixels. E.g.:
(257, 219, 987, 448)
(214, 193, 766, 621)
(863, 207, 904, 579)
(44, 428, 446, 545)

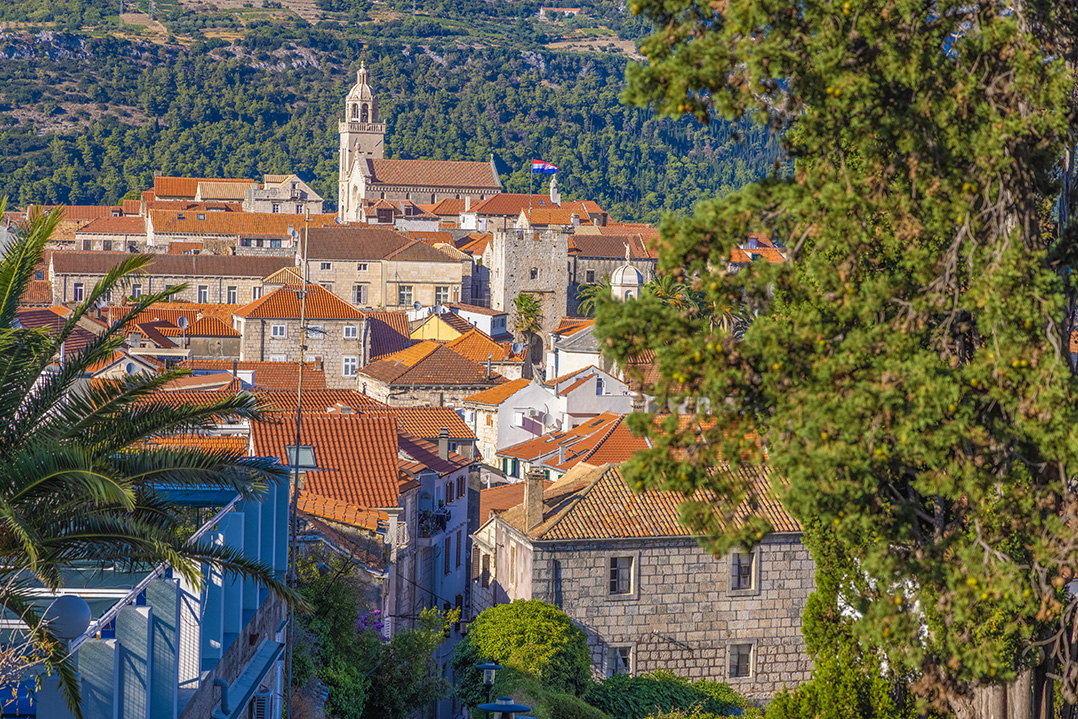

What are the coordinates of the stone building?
(483, 229, 570, 347)
(73, 216, 148, 253)
(356, 341, 506, 407)
(243, 174, 324, 215)
(299, 226, 464, 310)
(231, 284, 370, 387)
(146, 208, 338, 253)
(50, 252, 293, 305)
(569, 234, 657, 314)
(474, 464, 813, 703)
(337, 64, 502, 221)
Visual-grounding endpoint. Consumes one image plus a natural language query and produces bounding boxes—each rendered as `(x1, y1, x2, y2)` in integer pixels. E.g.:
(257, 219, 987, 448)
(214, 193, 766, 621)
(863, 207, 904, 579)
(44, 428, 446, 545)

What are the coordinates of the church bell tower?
(339, 62, 387, 221)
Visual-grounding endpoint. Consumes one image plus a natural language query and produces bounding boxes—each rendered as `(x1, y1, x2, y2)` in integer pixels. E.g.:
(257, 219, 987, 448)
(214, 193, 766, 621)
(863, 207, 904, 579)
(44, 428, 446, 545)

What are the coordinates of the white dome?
(347, 64, 376, 103)
(611, 263, 643, 286)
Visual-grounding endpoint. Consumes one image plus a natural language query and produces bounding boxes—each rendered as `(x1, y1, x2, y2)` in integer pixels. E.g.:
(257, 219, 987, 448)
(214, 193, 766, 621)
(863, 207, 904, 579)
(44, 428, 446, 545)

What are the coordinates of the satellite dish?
(434, 304, 444, 315)
(176, 316, 189, 329)
(125, 362, 137, 375)
(413, 301, 422, 311)
(43, 595, 92, 641)
(511, 342, 522, 354)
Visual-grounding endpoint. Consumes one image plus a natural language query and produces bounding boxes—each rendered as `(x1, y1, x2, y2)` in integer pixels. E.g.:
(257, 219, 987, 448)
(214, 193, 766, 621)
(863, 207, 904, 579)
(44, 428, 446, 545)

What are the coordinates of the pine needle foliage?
(597, 0, 1078, 714)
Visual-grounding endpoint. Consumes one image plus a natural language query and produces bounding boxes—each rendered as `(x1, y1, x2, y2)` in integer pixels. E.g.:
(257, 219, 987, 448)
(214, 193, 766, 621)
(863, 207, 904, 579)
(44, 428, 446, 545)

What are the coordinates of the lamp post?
(475, 662, 503, 717)
(476, 697, 532, 719)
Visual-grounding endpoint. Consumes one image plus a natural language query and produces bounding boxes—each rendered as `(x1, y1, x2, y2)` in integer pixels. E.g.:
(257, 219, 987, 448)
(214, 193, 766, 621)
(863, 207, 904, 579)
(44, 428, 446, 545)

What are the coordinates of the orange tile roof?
(297, 491, 385, 531)
(426, 198, 467, 216)
(444, 329, 524, 363)
(51, 252, 292, 278)
(360, 342, 506, 387)
(498, 463, 798, 540)
(366, 311, 413, 359)
(153, 176, 256, 199)
(252, 415, 401, 509)
(521, 207, 592, 226)
(479, 480, 552, 522)
(408, 231, 455, 246)
(168, 241, 204, 255)
(730, 247, 785, 264)
(357, 406, 475, 441)
(158, 316, 240, 337)
(398, 433, 473, 476)
(149, 209, 338, 237)
(159, 373, 242, 391)
(145, 434, 249, 454)
(19, 280, 53, 306)
(147, 200, 243, 213)
(463, 377, 532, 406)
(234, 284, 365, 320)
(470, 194, 557, 216)
(26, 205, 123, 223)
(76, 216, 146, 235)
(448, 303, 505, 317)
(497, 413, 645, 473)
(122, 199, 141, 215)
(572, 233, 656, 260)
(263, 266, 304, 284)
(197, 180, 259, 201)
(365, 159, 501, 190)
(552, 317, 594, 337)
(597, 223, 661, 236)
(176, 359, 327, 391)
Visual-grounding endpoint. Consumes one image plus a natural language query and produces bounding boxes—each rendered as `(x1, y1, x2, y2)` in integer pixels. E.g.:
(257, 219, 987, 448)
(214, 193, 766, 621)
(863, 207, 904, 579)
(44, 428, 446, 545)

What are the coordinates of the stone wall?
(74, 233, 148, 253)
(487, 230, 569, 341)
(524, 534, 814, 703)
(52, 272, 266, 305)
(301, 257, 463, 310)
(356, 377, 500, 407)
(569, 256, 657, 315)
(236, 316, 369, 384)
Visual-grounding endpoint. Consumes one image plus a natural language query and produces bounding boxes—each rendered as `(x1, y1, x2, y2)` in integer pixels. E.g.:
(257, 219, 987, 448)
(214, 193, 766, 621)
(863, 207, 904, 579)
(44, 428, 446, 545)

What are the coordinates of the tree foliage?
(452, 600, 592, 699)
(598, 0, 1078, 715)
(584, 669, 745, 719)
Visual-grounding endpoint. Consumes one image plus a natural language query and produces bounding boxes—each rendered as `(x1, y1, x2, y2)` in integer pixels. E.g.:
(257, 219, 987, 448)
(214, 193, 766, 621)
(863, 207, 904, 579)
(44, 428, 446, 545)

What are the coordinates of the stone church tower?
(338, 62, 386, 221)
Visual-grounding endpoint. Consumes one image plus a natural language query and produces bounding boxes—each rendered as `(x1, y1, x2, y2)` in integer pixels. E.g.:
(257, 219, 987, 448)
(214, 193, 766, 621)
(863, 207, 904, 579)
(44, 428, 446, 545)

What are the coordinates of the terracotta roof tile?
(463, 377, 532, 406)
(19, 280, 53, 306)
(234, 284, 364, 320)
(149, 209, 338, 238)
(122, 199, 141, 215)
(398, 433, 473, 476)
(470, 194, 556, 216)
(730, 247, 785, 264)
(144, 434, 249, 454)
(168, 241, 204, 255)
(297, 491, 384, 531)
(366, 311, 414, 359)
(147, 200, 243, 213)
(26, 205, 123, 223)
(552, 317, 594, 337)
(365, 159, 500, 190)
(263, 266, 304, 284)
(14, 309, 95, 353)
(448, 303, 505, 317)
(597, 223, 661, 236)
(157, 316, 240, 337)
(426, 198, 467, 216)
(153, 176, 256, 199)
(408, 231, 455, 247)
(76, 216, 146, 235)
(572, 233, 656, 260)
(51, 252, 292, 278)
(499, 463, 798, 540)
(360, 342, 506, 387)
(358, 406, 475, 441)
(252, 415, 401, 508)
(302, 226, 410, 261)
(383, 240, 459, 264)
(176, 359, 327, 391)
(444, 329, 524, 363)
(197, 180, 259, 201)
(497, 413, 644, 474)
(478, 480, 553, 522)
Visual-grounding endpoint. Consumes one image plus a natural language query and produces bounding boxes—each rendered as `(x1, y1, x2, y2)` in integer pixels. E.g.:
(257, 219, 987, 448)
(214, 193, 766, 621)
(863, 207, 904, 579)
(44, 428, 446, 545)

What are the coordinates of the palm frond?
(0, 204, 63, 327)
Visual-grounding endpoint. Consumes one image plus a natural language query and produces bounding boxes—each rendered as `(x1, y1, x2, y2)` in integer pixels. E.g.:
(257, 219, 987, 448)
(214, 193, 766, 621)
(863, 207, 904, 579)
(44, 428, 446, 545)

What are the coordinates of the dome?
(611, 263, 643, 286)
(347, 63, 376, 103)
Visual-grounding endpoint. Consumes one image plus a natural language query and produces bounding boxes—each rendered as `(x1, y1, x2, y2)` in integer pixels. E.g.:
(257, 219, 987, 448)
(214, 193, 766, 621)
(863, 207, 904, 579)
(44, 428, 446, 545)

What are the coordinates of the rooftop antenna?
(286, 207, 311, 719)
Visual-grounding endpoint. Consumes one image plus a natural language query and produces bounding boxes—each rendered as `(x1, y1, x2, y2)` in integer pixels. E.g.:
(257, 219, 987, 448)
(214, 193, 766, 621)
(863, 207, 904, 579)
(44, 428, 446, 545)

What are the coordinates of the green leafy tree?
(0, 205, 296, 716)
(598, 0, 1078, 716)
(452, 600, 592, 701)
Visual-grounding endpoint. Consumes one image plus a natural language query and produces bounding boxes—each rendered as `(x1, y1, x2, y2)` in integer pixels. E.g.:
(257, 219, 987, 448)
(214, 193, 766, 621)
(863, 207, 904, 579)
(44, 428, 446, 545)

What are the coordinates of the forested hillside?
(0, 2, 788, 221)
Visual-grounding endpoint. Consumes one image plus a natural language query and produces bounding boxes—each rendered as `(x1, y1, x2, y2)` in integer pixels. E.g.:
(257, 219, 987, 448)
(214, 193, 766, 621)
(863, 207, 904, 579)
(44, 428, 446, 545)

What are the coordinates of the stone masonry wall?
(53, 272, 265, 305)
(528, 534, 814, 704)
(355, 378, 502, 407)
(237, 316, 368, 383)
(488, 230, 569, 342)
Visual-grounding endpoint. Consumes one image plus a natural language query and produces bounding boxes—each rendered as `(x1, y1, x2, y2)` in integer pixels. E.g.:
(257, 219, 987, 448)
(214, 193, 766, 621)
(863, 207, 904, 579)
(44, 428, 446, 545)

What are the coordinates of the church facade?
(338, 64, 503, 222)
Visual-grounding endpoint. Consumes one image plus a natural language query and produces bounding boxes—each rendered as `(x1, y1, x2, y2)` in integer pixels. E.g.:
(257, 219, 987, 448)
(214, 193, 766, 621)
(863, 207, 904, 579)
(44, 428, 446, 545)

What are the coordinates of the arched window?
(360, 104, 369, 122)
(351, 104, 358, 119)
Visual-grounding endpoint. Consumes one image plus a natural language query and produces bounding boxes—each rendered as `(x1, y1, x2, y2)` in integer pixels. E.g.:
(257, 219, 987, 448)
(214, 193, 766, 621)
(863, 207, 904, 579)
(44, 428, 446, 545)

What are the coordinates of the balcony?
(417, 506, 451, 546)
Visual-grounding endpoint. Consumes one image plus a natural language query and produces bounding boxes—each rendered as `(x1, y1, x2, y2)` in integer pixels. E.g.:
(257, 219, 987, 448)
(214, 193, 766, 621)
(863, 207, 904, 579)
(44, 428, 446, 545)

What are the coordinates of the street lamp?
(476, 697, 532, 719)
(476, 661, 503, 695)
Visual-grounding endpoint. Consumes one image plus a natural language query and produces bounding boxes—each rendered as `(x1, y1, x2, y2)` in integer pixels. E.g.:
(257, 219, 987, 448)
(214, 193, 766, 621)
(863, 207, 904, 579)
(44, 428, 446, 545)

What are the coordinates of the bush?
(454, 600, 592, 699)
(543, 691, 612, 719)
(583, 670, 743, 719)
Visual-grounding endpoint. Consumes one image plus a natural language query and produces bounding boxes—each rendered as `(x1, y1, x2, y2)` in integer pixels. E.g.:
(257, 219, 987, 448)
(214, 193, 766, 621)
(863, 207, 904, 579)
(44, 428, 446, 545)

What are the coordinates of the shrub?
(543, 691, 612, 719)
(584, 670, 743, 719)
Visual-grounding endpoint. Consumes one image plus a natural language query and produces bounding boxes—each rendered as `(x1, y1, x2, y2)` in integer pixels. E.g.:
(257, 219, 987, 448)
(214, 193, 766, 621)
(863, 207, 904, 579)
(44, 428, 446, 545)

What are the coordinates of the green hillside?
(0, 0, 789, 222)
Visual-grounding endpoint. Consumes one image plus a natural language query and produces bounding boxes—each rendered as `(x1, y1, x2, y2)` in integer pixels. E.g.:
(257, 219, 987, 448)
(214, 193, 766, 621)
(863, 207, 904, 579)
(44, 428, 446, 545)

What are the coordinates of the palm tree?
(643, 273, 691, 308)
(0, 205, 296, 715)
(513, 292, 544, 378)
(575, 276, 610, 317)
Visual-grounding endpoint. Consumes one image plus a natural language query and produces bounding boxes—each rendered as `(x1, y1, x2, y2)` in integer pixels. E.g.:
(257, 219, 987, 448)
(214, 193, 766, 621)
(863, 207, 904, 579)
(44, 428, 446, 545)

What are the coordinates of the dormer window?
(197, 213, 205, 221)
(177, 213, 185, 220)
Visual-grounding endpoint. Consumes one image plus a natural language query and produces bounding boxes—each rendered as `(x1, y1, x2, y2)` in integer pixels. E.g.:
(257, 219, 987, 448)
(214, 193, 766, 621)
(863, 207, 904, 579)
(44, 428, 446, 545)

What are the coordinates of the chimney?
(570, 212, 580, 227)
(487, 353, 492, 378)
(297, 471, 306, 492)
(558, 444, 565, 464)
(465, 196, 471, 212)
(438, 428, 449, 460)
(524, 468, 545, 532)
(232, 358, 238, 377)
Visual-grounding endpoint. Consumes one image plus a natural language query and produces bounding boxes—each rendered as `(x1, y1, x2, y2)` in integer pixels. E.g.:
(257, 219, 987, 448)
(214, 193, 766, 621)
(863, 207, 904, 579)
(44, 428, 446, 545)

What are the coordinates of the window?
(398, 285, 413, 306)
(344, 325, 359, 339)
(456, 529, 462, 568)
(585, 269, 596, 283)
(509, 544, 516, 582)
(319, 282, 334, 293)
(296, 205, 303, 214)
(131, 283, 142, 298)
(731, 551, 754, 591)
(320, 262, 332, 271)
(343, 356, 358, 376)
(606, 646, 632, 677)
(270, 239, 282, 248)
(253, 286, 263, 300)
(444, 537, 452, 575)
(458, 478, 466, 498)
(353, 284, 368, 305)
(481, 553, 491, 588)
(72, 283, 84, 302)
(357, 263, 369, 271)
(270, 354, 287, 362)
(272, 204, 280, 213)
(596, 377, 605, 395)
(446, 481, 455, 504)
(435, 286, 450, 305)
(729, 644, 753, 678)
(83, 240, 92, 251)
(196, 213, 206, 221)
(34, 270, 44, 281)
(197, 285, 209, 303)
(609, 556, 633, 595)
(223, 286, 236, 304)
(530, 267, 538, 280)
(271, 324, 286, 338)
(241, 239, 252, 247)
(102, 240, 112, 252)
(284, 445, 317, 469)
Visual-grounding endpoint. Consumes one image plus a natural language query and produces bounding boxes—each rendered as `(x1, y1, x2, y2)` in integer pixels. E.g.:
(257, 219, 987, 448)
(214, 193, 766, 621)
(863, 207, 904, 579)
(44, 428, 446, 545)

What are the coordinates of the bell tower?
(339, 62, 387, 221)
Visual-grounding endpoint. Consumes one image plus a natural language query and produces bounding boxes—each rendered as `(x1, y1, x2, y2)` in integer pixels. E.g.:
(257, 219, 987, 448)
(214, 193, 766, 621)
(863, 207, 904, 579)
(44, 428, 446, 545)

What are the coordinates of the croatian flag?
(531, 159, 558, 174)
